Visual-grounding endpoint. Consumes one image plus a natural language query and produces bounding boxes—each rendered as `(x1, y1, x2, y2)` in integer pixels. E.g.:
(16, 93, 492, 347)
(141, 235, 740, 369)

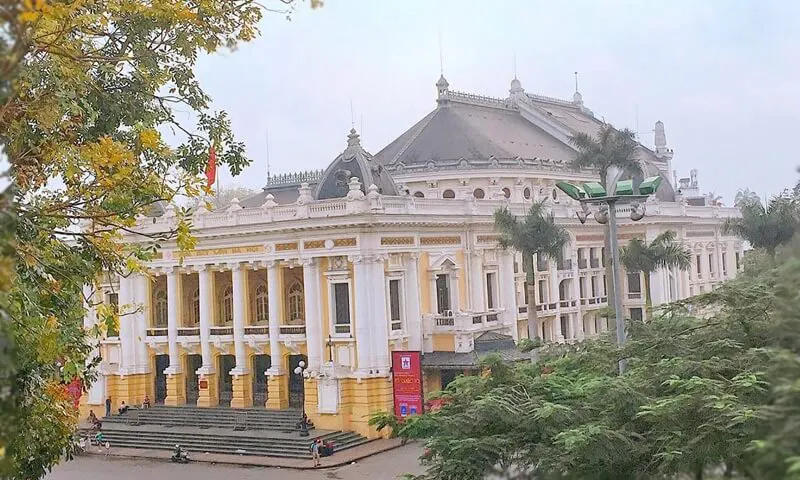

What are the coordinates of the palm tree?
(734, 188, 760, 208)
(619, 230, 691, 313)
(570, 123, 642, 317)
(706, 192, 724, 207)
(494, 201, 569, 340)
(724, 194, 799, 257)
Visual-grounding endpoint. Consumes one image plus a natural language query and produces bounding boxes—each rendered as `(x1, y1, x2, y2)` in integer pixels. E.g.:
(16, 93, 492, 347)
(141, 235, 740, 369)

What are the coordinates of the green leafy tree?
(570, 124, 642, 318)
(0, 1, 320, 477)
(494, 201, 569, 340)
(734, 188, 761, 208)
(619, 230, 691, 312)
(389, 248, 800, 480)
(724, 194, 799, 257)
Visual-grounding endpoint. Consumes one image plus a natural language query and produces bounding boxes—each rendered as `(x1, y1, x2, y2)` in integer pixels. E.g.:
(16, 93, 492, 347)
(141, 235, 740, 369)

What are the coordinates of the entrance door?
(288, 354, 307, 409)
(218, 355, 235, 407)
(252, 355, 271, 407)
(154, 354, 169, 404)
(185, 354, 202, 405)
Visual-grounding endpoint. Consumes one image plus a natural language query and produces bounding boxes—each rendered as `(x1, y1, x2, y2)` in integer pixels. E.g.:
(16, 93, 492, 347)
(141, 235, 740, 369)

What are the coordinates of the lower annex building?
(80, 75, 744, 438)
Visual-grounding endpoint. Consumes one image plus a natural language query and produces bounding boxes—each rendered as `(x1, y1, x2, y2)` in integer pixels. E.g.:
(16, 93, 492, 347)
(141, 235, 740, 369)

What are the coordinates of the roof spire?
(438, 28, 444, 75)
(350, 99, 355, 129)
(572, 71, 583, 106)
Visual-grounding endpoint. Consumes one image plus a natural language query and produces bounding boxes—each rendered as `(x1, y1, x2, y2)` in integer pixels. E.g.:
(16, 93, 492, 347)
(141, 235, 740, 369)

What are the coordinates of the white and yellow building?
(82, 76, 744, 438)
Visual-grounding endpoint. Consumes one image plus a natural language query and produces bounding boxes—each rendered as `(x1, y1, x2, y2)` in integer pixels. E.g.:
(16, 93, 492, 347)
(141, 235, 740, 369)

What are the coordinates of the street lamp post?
(293, 360, 310, 437)
(557, 176, 662, 374)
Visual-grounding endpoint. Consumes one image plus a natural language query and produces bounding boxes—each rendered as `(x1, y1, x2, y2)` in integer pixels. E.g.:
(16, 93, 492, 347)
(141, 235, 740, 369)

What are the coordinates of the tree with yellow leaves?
(0, 1, 321, 477)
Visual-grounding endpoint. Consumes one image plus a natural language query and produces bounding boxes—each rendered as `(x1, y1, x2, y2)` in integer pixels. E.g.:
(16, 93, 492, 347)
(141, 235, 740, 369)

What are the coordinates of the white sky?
(193, 0, 800, 204)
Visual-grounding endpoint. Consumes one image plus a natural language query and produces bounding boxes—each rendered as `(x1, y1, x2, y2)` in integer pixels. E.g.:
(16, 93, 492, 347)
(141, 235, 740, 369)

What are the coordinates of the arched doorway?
(185, 354, 202, 405)
(218, 354, 235, 407)
(288, 354, 307, 409)
(154, 354, 169, 404)
(252, 354, 271, 407)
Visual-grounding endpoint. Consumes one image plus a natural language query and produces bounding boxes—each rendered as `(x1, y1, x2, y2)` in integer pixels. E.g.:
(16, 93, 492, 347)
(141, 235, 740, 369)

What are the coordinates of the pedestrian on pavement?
(105, 397, 112, 417)
(310, 437, 321, 467)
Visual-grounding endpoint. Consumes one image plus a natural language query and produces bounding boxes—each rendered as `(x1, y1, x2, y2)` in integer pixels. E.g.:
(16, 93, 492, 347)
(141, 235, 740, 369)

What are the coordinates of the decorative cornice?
(420, 236, 461, 246)
(380, 236, 415, 246)
(275, 242, 298, 252)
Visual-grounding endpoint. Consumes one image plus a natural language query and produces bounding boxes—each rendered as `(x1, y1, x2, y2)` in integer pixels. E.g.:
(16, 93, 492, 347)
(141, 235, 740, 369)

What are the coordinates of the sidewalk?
(84, 438, 408, 470)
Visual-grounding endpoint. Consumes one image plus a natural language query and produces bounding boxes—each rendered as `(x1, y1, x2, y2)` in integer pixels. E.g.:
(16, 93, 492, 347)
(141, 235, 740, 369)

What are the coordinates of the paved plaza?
(45, 444, 426, 480)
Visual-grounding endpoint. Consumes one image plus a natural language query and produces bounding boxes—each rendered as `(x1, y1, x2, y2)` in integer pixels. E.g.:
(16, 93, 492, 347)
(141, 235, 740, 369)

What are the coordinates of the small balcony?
(210, 326, 234, 336)
(578, 258, 588, 269)
(146, 327, 168, 337)
(627, 292, 642, 300)
(580, 296, 609, 307)
(333, 324, 352, 335)
(177, 327, 200, 336)
(559, 300, 578, 309)
(279, 324, 306, 336)
(244, 325, 269, 336)
(425, 310, 503, 333)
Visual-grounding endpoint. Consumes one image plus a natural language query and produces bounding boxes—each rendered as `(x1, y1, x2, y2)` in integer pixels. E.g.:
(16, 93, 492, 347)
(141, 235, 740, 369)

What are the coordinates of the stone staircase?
(87, 406, 370, 459)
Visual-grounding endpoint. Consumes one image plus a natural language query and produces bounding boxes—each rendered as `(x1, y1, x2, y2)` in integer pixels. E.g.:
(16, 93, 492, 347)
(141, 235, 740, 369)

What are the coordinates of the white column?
(405, 254, 423, 351)
(266, 261, 282, 374)
(302, 258, 323, 372)
(353, 257, 373, 372)
(118, 275, 136, 372)
(726, 240, 737, 278)
(699, 247, 709, 284)
(369, 257, 390, 374)
(231, 264, 249, 374)
(198, 266, 214, 373)
(165, 270, 182, 374)
(649, 269, 665, 306)
(133, 273, 150, 373)
(499, 251, 519, 341)
(469, 250, 484, 311)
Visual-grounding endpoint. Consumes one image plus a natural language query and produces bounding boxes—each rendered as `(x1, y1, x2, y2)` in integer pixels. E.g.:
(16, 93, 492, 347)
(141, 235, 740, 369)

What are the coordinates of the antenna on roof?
(266, 127, 271, 183)
(513, 54, 517, 79)
(438, 28, 444, 75)
(574, 71, 579, 92)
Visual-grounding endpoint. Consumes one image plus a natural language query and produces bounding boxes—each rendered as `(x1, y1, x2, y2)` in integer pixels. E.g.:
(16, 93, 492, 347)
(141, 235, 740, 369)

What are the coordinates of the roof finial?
(266, 127, 271, 182)
(350, 99, 355, 129)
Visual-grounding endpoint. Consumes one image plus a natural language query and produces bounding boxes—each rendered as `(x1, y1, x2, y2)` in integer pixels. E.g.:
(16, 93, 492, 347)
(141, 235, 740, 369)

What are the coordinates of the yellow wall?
(455, 250, 468, 310)
(418, 252, 430, 314)
(423, 370, 441, 399)
(431, 334, 455, 352)
(319, 257, 331, 343)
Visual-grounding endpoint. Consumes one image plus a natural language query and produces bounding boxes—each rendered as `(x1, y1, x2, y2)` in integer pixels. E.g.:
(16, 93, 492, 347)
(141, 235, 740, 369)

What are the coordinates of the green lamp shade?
(638, 176, 663, 195)
(582, 182, 606, 198)
(555, 182, 586, 200)
(615, 179, 634, 196)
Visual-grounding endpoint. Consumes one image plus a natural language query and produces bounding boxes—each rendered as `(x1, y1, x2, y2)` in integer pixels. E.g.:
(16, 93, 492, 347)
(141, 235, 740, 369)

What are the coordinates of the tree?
(386, 249, 800, 480)
(734, 188, 761, 208)
(494, 201, 569, 340)
(724, 194, 799, 257)
(619, 230, 691, 312)
(706, 192, 724, 206)
(570, 124, 642, 318)
(0, 1, 320, 477)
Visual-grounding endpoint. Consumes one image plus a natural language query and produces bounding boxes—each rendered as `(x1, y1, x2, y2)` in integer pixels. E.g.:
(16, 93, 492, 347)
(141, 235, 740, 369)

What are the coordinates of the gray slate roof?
(316, 129, 398, 200)
(421, 331, 530, 370)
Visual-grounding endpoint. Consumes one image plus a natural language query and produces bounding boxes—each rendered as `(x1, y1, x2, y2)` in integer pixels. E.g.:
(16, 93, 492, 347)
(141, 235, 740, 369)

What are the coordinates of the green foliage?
(724, 193, 799, 257)
(494, 201, 569, 340)
(569, 123, 641, 188)
(393, 251, 800, 480)
(619, 230, 691, 308)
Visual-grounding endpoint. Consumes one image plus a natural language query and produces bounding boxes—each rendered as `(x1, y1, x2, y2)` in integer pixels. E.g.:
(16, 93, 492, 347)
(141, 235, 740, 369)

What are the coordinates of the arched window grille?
(154, 290, 168, 327)
(288, 282, 304, 322)
(255, 284, 269, 324)
(222, 285, 233, 324)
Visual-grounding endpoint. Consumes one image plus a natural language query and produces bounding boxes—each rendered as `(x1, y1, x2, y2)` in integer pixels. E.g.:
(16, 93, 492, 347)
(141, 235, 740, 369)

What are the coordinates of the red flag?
(205, 143, 217, 188)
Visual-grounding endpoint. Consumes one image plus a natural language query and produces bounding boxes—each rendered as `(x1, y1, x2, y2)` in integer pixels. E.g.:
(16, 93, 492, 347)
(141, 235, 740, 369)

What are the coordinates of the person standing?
(310, 437, 321, 467)
(105, 397, 112, 417)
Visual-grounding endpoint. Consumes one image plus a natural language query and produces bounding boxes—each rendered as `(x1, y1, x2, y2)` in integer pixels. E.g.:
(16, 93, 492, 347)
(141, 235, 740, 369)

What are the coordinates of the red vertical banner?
(391, 351, 424, 418)
(67, 377, 83, 409)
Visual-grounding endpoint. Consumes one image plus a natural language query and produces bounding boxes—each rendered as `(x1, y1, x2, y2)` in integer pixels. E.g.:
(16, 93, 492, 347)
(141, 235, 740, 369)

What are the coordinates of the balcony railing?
(627, 292, 642, 300)
(581, 296, 608, 306)
(578, 258, 587, 269)
(518, 305, 527, 314)
(590, 258, 600, 268)
(244, 326, 269, 335)
(146, 327, 168, 337)
(177, 327, 200, 336)
(279, 325, 306, 335)
(333, 324, 351, 335)
(559, 300, 578, 308)
(210, 326, 234, 336)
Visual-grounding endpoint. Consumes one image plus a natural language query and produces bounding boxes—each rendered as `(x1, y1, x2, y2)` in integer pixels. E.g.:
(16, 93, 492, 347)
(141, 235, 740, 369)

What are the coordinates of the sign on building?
(391, 351, 423, 418)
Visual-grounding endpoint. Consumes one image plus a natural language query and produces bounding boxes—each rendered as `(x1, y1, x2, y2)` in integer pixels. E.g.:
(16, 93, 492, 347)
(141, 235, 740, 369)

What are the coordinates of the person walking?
(310, 437, 321, 467)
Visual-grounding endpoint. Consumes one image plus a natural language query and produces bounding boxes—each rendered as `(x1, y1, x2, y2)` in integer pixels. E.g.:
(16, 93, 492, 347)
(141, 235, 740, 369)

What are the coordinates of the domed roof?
(315, 128, 398, 200)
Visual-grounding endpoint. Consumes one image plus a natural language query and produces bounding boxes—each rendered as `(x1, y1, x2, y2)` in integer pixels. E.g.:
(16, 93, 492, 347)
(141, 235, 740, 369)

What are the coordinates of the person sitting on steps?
(117, 401, 129, 414)
(142, 394, 151, 409)
(295, 412, 314, 430)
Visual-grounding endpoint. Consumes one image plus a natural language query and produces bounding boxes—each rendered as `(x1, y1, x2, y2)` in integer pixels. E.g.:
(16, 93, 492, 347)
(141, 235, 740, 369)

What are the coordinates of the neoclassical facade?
(82, 76, 743, 438)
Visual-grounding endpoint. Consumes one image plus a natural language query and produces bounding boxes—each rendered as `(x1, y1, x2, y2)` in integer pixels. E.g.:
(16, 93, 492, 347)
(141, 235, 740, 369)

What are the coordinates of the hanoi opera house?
(81, 75, 744, 438)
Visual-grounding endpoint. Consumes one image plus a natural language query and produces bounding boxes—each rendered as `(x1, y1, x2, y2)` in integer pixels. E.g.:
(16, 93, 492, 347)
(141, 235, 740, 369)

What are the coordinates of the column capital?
(348, 254, 387, 265)
(299, 257, 317, 267)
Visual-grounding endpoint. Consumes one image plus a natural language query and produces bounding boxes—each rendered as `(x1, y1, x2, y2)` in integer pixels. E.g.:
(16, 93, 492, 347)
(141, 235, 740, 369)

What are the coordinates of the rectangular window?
(523, 281, 529, 305)
(389, 279, 402, 331)
(579, 277, 586, 298)
(630, 308, 643, 322)
(333, 283, 351, 325)
(603, 275, 607, 296)
(708, 254, 714, 276)
(486, 272, 497, 309)
(722, 253, 727, 276)
(696, 255, 702, 277)
(735, 252, 741, 270)
(591, 276, 597, 297)
(560, 315, 569, 339)
(435, 274, 451, 314)
(627, 272, 642, 294)
(538, 280, 546, 304)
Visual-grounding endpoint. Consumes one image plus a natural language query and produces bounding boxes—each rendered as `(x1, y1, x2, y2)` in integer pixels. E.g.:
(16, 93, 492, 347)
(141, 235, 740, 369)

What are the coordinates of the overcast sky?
(192, 0, 800, 204)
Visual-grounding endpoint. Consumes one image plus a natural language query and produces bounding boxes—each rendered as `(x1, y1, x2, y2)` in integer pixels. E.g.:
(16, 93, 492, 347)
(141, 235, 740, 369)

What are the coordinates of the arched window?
(222, 285, 233, 324)
(523, 187, 531, 200)
(442, 189, 455, 199)
(473, 188, 485, 199)
(502, 187, 511, 199)
(191, 289, 200, 326)
(413, 191, 425, 198)
(154, 290, 168, 327)
(255, 284, 269, 324)
(288, 282, 304, 322)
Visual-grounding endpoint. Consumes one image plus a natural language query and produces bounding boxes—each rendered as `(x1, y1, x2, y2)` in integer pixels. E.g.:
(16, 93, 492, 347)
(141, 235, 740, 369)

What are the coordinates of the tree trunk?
(523, 253, 539, 340)
(643, 270, 652, 320)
